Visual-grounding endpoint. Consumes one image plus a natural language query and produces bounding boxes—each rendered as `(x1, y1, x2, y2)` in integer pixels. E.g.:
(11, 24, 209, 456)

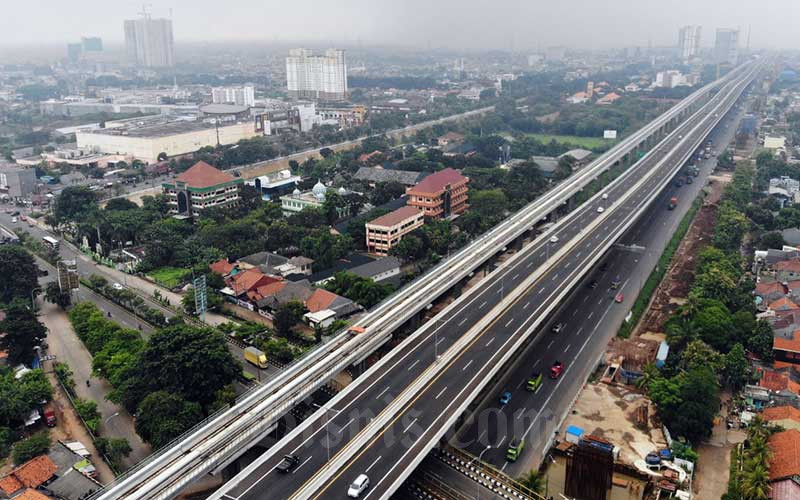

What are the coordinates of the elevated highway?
(208, 61, 760, 500)
(92, 62, 756, 500)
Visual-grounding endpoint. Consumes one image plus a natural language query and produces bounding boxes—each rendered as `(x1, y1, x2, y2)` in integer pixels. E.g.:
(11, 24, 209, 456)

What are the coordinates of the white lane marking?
(598, 299, 603, 305)
(564, 344, 572, 353)
(366, 455, 382, 473)
(523, 301, 530, 310)
(547, 340, 554, 349)
(339, 418, 354, 432)
(551, 272, 559, 281)
(572, 309, 578, 317)
(462, 360, 474, 371)
(505, 318, 514, 327)
(479, 301, 487, 309)
(407, 359, 420, 371)
(512, 273, 519, 280)
(485, 337, 495, 347)
(538, 288, 544, 295)
(403, 418, 418, 434)
(478, 429, 487, 441)
(501, 461, 509, 472)
(435, 386, 448, 400)
(575, 251, 582, 258)
(517, 409, 526, 420)
(292, 456, 313, 474)
(458, 317, 468, 326)
(376, 386, 390, 400)
(527, 261, 534, 268)
(577, 326, 584, 336)
(583, 296, 588, 302)
(533, 359, 540, 368)
(436, 337, 446, 346)
(588, 311, 594, 320)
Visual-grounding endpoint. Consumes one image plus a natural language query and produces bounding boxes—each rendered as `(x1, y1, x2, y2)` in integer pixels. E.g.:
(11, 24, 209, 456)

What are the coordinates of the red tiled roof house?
(162, 161, 243, 217)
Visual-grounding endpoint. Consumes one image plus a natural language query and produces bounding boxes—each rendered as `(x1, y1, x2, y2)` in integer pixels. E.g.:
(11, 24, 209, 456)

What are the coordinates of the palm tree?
(517, 469, 545, 494)
(740, 463, 771, 500)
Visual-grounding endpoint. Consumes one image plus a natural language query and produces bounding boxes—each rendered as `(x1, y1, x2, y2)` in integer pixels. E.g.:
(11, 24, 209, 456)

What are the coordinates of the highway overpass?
(91, 62, 757, 500)
(207, 61, 760, 500)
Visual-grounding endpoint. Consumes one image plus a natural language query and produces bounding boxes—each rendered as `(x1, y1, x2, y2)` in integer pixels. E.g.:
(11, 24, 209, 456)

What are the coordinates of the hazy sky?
(1, 0, 798, 51)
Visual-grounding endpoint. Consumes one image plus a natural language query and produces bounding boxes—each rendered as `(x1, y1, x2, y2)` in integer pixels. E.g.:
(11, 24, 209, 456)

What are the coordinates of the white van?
(347, 474, 369, 498)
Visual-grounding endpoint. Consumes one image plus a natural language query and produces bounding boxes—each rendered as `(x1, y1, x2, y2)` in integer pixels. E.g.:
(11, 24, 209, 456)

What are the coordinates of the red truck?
(43, 404, 56, 427)
(668, 197, 678, 210)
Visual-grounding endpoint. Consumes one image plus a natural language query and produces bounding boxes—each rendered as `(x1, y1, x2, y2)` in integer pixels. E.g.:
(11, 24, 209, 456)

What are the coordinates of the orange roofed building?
(406, 168, 469, 220)
(0, 455, 58, 497)
(162, 161, 243, 217)
(365, 205, 425, 256)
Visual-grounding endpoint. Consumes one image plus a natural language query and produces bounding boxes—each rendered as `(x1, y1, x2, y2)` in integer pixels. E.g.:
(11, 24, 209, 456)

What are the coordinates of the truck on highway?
(506, 438, 524, 461)
(244, 346, 268, 369)
(668, 197, 678, 210)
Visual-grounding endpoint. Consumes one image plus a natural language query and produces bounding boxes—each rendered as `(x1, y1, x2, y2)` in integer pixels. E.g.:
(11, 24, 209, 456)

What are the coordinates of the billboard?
(603, 130, 618, 139)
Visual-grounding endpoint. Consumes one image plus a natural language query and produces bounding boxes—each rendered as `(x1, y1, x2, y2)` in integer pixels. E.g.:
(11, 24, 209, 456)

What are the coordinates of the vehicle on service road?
(499, 391, 512, 405)
(276, 454, 300, 473)
(668, 197, 678, 210)
(596, 206, 605, 213)
(611, 276, 621, 289)
(550, 361, 564, 379)
(43, 404, 56, 427)
(549, 235, 559, 244)
(615, 293, 624, 303)
(244, 346, 268, 369)
(348, 474, 370, 498)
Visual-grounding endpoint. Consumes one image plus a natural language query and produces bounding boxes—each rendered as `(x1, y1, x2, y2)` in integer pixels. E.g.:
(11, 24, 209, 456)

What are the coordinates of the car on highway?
(348, 474, 370, 498)
(506, 438, 525, 461)
(596, 206, 605, 213)
(499, 391, 512, 405)
(549, 235, 559, 244)
(526, 372, 542, 392)
(10, 217, 17, 223)
(276, 454, 300, 473)
(552, 323, 565, 334)
(602, 193, 608, 200)
(611, 276, 621, 289)
(587, 280, 598, 289)
(615, 293, 624, 303)
(550, 361, 564, 379)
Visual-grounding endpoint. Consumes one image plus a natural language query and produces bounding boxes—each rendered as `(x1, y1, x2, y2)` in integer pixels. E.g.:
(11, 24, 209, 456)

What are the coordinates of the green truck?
(526, 372, 543, 392)
(506, 438, 525, 461)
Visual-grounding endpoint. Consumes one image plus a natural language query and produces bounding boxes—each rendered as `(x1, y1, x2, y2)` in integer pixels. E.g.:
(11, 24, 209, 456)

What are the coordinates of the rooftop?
(775, 331, 800, 353)
(407, 167, 468, 195)
(0, 455, 58, 495)
(776, 258, 800, 273)
(762, 405, 800, 423)
(173, 161, 238, 189)
(368, 205, 423, 227)
(84, 118, 242, 139)
(769, 429, 800, 480)
(353, 166, 427, 186)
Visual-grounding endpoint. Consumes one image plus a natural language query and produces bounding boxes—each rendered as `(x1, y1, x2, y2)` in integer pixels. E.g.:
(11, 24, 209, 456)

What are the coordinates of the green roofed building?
(162, 161, 243, 217)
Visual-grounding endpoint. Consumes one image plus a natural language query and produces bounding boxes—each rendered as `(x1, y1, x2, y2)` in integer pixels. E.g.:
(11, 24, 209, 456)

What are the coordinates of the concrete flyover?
(205, 62, 759, 500)
(90, 62, 755, 500)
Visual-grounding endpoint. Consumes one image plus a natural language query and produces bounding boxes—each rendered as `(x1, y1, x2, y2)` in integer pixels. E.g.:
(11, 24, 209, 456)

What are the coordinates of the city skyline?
(1, 0, 799, 51)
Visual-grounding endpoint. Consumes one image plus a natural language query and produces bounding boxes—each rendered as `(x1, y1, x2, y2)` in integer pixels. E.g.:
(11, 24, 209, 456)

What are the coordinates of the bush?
(54, 362, 76, 396)
(95, 437, 132, 471)
(12, 431, 50, 465)
(74, 398, 101, 434)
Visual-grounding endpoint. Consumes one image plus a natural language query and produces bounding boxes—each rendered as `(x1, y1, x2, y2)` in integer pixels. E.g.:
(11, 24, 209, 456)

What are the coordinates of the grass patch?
(526, 133, 611, 149)
(618, 194, 704, 338)
(147, 266, 191, 288)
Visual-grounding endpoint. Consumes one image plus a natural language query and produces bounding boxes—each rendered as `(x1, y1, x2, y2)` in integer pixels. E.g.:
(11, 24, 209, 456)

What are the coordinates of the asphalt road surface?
(210, 66, 755, 500)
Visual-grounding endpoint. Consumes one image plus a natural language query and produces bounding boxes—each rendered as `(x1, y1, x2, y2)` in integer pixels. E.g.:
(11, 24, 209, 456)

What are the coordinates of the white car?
(549, 235, 559, 244)
(10, 217, 17, 223)
(601, 193, 608, 200)
(112, 283, 124, 291)
(348, 474, 370, 498)
(597, 206, 605, 213)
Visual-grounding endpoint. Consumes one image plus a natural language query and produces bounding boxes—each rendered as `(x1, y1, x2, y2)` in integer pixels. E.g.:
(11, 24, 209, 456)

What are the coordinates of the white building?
(765, 136, 787, 150)
(677, 25, 702, 61)
(123, 15, 174, 68)
(77, 118, 259, 163)
(286, 48, 348, 101)
(212, 86, 255, 107)
(654, 70, 697, 88)
(295, 102, 322, 132)
(714, 28, 739, 66)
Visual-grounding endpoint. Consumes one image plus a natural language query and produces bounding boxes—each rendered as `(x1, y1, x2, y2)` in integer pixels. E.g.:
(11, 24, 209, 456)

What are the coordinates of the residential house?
(769, 176, 800, 206)
(754, 248, 800, 272)
(566, 91, 590, 104)
(0, 456, 58, 498)
(162, 161, 243, 217)
(769, 297, 800, 313)
(358, 151, 383, 164)
(769, 478, 800, 500)
(757, 368, 800, 407)
(305, 253, 378, 285)
(0, 445, 99, 500)
(222, 268, 282, 309)
(209, 258, 238, 277)
(769, 309, 800, 339)
(774, 331, 800, 365)
(596, 92, 622, 105)
(769, 429, 800, 483)
(756, 281, 788, 304)
(782, 228, 800, 247)
(237, 251, 313, 277)
(347, 256, 402, 284)
(776, 258, 800, 283)
(437, 132, 465, 147)
(559, 149, 594, 166)
(529, 156, 560, 177)
(365, 205, 425, 256)
(406, 168, 469, 219)
(762, 405, 800, 430)
(248, 280, 359, 319)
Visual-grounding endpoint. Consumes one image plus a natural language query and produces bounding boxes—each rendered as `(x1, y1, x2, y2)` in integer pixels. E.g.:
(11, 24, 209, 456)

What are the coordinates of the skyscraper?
(212, 86, 255, 107)
(81, 37, 103, 52)
(124, 15, 175, 68)
(714, 28, 739, 66)
(286, 49, 348, 101)
(677, 25, 701, 61)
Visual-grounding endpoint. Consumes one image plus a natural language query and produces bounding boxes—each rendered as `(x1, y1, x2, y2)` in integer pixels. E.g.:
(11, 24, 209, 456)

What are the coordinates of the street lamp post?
(105, 412, 120, 425)
(31, 287, 41, 311)
(312, 403, 333, 462)
(468, 445, 492, 500)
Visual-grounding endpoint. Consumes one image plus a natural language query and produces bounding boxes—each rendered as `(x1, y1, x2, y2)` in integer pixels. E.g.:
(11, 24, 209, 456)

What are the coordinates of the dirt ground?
(640, 173, 732, 333)
(693, 392, 746, 499)
(559, 382, 666, 465)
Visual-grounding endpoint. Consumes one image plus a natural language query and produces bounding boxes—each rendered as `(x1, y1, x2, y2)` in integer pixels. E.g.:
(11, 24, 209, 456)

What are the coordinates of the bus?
(42, 236, 60, 251)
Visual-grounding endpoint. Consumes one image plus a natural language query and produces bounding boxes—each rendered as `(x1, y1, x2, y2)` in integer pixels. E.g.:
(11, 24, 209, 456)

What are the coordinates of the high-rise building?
(81, 37, 103, 52)
(124, 16, 174, 68)
(212, 86, 255, 107)
(677, 25, 701, 60)
(714, 28, 739, 65)
(67, 43, 83, 62)
(286, 48, 348, 101)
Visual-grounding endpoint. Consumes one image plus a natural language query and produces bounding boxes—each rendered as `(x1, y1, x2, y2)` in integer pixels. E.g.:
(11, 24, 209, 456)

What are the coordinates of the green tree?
(44, 281, 71, 309)
(758, 231, 785, 250)
(135, 391, 203, 448)
(95, 437, 132, 470)
(0, 301, 47, 364)
(122, 324, 240, 412)
(274, 301, 307, 338)
(324, 272, 394, 309)
(517, 470, 544, 493)
(389, 234, 425, 262)
(12, 431, 50, 465)
(724, 344, 749, 390)
(52, 185, 98, 229)
(693, 304, 734, 352)
(105, 198, 138, 211)
(74, 398, 100, 433)
(740, 463, 771, 500)
(679, 340, 723, 373)
(0, 246, 38, 305)
(748, 320, 775, 361)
